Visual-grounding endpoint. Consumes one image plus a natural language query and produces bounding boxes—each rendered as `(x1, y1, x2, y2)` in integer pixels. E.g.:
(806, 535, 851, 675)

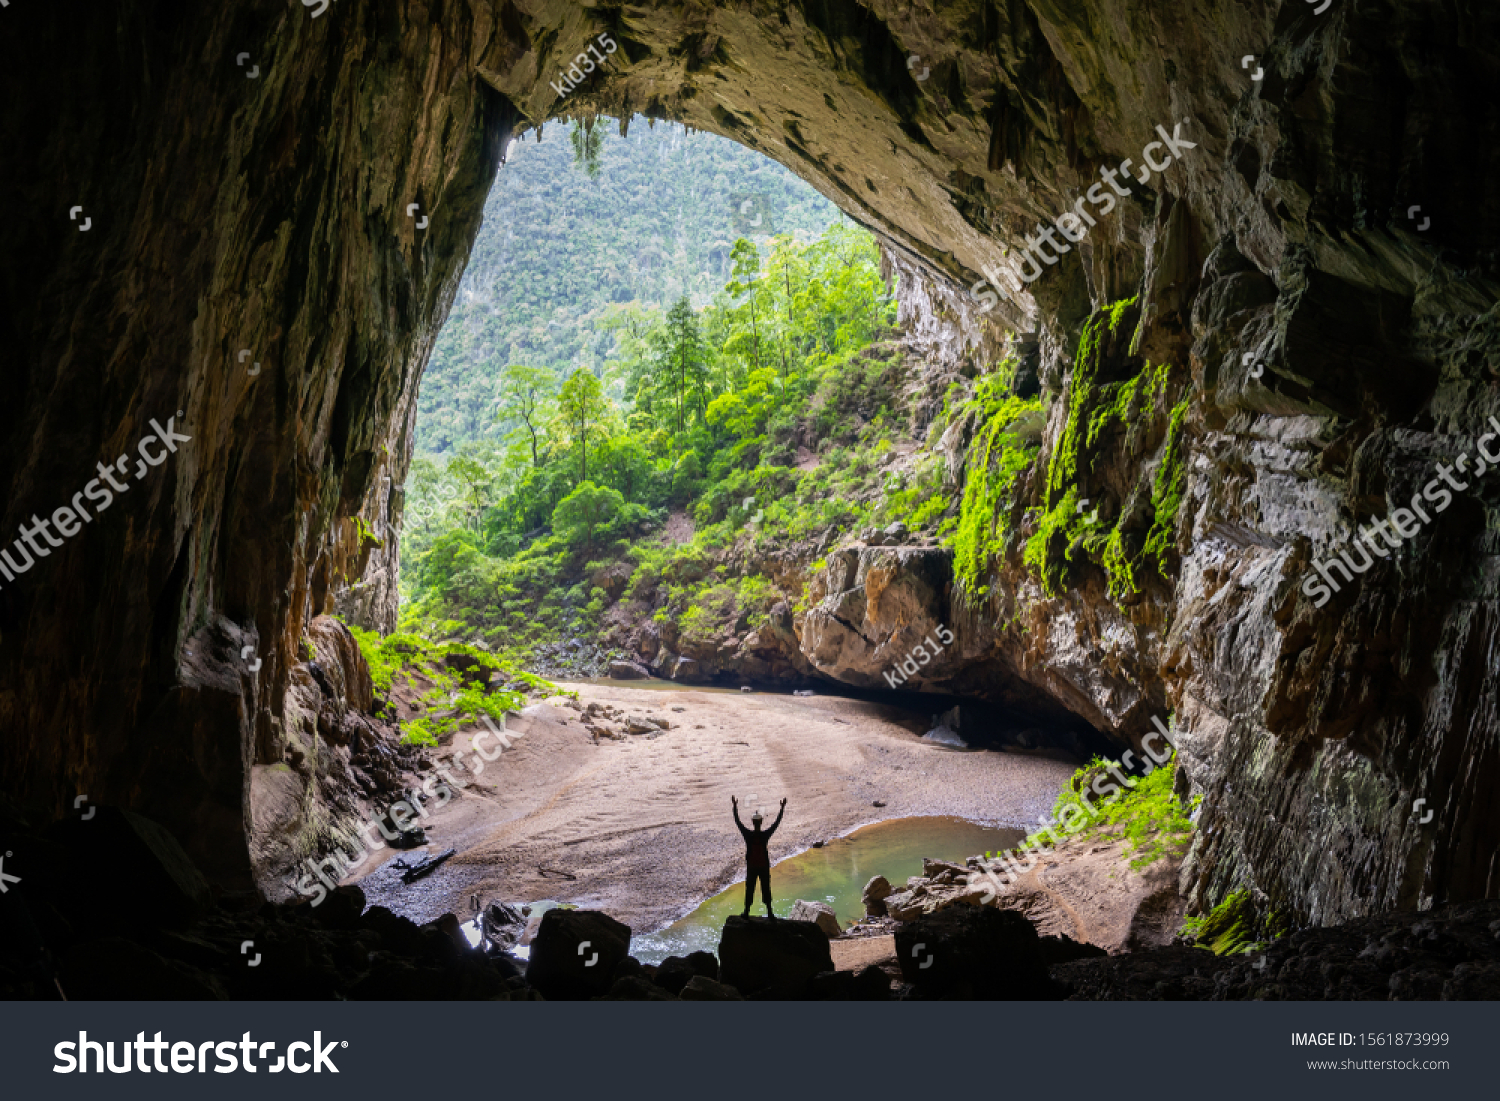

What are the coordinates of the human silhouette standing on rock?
(732, 795, 785, 918)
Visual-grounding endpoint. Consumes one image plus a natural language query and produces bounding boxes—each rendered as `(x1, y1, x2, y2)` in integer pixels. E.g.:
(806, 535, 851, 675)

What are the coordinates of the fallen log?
(394, 848, 456, 883)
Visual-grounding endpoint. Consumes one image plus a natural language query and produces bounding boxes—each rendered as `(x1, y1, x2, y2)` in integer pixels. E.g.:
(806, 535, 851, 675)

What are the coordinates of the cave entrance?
(363, 113, 1113, 945)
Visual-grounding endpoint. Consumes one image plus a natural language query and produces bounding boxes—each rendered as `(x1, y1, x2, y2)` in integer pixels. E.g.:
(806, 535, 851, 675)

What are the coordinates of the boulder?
(863, 875, 893, 917)
(359, 905, 428, 957)
(610, 956, 647, 984)
(923, 859, 970, 880)
(788, 900, 843, 939)
(429, 913, 469, 955)
(679, 974, 745, 1000)
(718, 915, 835, 999)
(607, 660, 651, 680)
(312, 884, 366, 931)
(481, 900, 530, 952)
(883, 890, 926, 922)
(525, 909, 632, 1001)
(586, 719, 625, 741)
(893, 906, 1057, 999)
(653, 950, 718, 994)
(625, 716, 661, 735)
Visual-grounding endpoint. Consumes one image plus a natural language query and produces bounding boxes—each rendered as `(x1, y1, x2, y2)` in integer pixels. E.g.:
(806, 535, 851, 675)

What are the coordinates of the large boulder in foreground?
(652, 950, 718, 995)
(789, 900, 843, 938)
(525, 909, 632, 1000)
(893, 906, 1057, 999)
(719, 915, 834, 999)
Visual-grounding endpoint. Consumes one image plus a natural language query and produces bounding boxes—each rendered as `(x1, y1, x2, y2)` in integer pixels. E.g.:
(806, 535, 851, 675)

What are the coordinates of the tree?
(654, 297, 709, 433)
(447, 451, 493, 533)
(496, 364, 555, 469)
(551, 481, 623, 550)
(727, 238, 764, 376)
(555, 368, 611, 485)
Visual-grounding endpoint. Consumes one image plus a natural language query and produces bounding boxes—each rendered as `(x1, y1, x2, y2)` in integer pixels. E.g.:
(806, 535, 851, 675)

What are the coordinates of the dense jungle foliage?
(401, 119, 1188, 665)
(417, 117, 840, 457)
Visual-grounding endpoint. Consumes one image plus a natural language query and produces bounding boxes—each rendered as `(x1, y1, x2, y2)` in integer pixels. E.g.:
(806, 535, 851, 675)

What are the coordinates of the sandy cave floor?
(348, 682, 1078, 937)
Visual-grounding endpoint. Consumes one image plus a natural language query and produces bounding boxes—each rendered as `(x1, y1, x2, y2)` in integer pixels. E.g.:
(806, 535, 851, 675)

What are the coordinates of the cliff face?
(2, 1, 1496, 923)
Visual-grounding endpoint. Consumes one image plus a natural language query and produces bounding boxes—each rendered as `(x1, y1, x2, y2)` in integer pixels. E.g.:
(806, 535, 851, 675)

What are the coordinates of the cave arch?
(2, 1, 1497, 922)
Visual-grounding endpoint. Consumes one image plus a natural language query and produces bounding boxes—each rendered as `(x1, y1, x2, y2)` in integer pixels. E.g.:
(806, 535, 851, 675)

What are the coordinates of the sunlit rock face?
(2, 1, 1497, 923)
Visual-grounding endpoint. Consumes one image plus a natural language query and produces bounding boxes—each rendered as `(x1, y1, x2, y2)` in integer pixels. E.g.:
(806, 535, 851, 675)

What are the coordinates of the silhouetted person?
(732, 795, 784, 918)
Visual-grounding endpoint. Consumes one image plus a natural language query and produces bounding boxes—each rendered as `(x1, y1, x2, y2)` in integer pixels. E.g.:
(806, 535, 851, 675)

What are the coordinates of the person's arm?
(732, 797, 749, 838)
(765, 799, 786, 838)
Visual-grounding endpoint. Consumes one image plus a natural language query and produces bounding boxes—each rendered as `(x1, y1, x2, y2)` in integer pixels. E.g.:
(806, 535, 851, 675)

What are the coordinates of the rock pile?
(1056, 900, 1500, 1001)
(867, 859, 991, 923)
(579, 700, 674, 741)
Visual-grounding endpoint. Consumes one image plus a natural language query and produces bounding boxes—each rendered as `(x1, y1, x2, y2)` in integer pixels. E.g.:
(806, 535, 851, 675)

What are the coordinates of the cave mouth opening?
(391, 106, 1108, 832)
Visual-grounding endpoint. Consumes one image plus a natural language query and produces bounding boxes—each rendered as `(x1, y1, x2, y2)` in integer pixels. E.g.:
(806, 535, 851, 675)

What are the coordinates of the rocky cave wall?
(1, 0, 1496, 922)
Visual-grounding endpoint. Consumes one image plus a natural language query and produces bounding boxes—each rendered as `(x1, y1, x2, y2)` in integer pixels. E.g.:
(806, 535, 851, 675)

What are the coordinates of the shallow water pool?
(629, 815, 1025, 964)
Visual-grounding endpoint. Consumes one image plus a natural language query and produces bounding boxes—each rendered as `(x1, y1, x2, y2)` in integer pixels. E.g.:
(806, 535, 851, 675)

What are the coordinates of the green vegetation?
(1044, 299, 1136, 503)
(353, 516, 383, 549)
(946, 368, 1044, 598)
(1143, 397, 1190, 570)
(417, 117, 839, 458)
(1181, 888, 1293, 956)
(344, 625, 557, 746)
(401, 214, 900, 660)
(1022, 297, 1188, 600)
(990, 751, 1199, 871)
(1181, 890, 1258, 955)
(393, 118, 1194, 681)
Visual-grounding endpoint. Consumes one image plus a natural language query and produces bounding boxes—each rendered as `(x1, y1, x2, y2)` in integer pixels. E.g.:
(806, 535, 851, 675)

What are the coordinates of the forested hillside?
(400, 214, 904, 670)
(417, 118, 841, 456)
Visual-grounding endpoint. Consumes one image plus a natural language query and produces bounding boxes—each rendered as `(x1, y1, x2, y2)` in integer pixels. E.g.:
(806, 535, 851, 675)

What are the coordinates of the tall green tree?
(496, 364, 556, 468)
(555, 368, 611, 485)
(447, 448, 495, 533)
(551, 481, 624, 551)
(653, 297, 709, 433)
(727, 239, 765, 377)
